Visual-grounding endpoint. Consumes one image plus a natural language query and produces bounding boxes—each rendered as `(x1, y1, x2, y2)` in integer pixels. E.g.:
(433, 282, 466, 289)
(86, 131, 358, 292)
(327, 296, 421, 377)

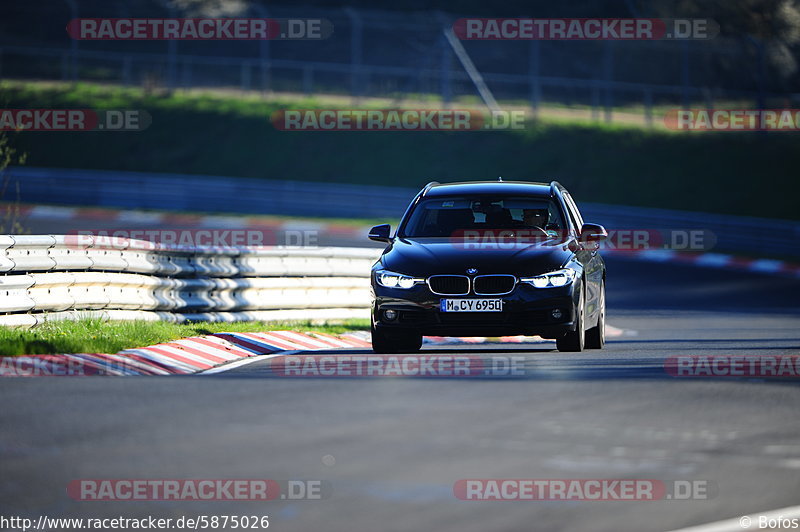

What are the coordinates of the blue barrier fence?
(3, 166, 799, 258)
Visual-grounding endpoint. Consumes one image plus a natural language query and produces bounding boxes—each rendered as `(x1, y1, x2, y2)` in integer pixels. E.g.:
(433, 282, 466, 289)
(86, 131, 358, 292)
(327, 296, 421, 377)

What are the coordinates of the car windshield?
(401, 195, 567, 238)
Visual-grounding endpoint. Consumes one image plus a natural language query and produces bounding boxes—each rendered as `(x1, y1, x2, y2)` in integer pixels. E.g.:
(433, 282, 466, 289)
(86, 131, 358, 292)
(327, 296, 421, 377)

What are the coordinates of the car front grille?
(427, 275, 470, 295)
(473, 275, 517, 295)
(426, 274, 518, 295)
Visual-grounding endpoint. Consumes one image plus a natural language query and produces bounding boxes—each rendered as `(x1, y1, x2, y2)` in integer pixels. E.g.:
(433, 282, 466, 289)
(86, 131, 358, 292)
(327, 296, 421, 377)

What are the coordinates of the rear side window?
(562, 193, 584, 233)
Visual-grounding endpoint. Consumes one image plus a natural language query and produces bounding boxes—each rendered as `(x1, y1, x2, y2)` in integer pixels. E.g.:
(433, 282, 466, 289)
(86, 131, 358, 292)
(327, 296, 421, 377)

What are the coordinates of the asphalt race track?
(1, 255, 799, 532)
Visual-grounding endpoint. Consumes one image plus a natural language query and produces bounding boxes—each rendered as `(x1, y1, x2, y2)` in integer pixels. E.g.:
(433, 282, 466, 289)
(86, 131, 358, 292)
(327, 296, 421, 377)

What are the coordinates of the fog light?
(551, 309, 563, 320)
(383, 309, 398, 321)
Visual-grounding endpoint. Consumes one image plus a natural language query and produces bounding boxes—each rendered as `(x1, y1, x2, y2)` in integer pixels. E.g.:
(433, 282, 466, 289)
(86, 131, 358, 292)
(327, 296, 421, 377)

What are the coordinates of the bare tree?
(0, 132, 28, 235)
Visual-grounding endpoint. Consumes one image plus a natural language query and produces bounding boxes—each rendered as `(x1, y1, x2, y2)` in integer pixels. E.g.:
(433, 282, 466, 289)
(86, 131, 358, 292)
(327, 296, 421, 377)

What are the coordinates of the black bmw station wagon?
(368, 180, 608, 353)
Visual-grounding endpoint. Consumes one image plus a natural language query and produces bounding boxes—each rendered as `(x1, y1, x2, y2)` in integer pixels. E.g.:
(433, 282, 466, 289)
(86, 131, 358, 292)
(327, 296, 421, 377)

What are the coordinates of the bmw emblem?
(466, 268, 478, 275)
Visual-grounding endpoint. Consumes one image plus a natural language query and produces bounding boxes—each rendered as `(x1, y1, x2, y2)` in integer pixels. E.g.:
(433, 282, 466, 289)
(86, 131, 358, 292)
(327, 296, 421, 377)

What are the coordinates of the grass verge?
(0, 318, 370, 356)
(2, 80, 799, 220)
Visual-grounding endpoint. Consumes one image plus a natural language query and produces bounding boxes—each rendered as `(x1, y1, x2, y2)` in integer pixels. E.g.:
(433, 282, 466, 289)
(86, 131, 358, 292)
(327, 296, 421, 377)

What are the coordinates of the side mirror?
(579, 223, 608, 242)
(368, 224, 392, 243)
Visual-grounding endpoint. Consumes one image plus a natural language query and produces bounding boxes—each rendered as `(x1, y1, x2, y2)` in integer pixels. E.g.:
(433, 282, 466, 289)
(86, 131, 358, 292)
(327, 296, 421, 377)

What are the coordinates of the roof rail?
(421, 181, 439, 196)
(549, 180, 562, 197)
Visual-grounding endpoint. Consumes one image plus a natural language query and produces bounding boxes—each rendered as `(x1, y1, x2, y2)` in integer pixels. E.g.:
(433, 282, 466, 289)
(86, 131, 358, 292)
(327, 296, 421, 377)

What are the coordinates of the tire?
(585, 281, 606, 349)
(557, 288, 585, 352)
(371, 324, 422, 354)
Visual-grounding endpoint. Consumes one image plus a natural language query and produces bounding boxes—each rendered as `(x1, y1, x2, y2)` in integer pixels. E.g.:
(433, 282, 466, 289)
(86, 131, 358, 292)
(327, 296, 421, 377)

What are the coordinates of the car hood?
(380, 237, 574, 276)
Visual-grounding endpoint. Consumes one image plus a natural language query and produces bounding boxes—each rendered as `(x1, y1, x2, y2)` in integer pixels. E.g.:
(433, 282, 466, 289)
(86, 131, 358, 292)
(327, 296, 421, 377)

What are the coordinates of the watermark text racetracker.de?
(665, 109, 800, 131)
(66, 229, 319, 249)
(666, 355, 800, 378)
(271, 109, 526, 131)
(68, 478, 329, 501)
(454, 479, 716, 500)
(0, 355, 526, 378)
(270, 354, 527, 377)
(453, 18, 719, 40)
(67, 18, 333, 40)
(0, 109, 150, 132)
(448, 229, 716, 252)
(0, 356, 91, 377)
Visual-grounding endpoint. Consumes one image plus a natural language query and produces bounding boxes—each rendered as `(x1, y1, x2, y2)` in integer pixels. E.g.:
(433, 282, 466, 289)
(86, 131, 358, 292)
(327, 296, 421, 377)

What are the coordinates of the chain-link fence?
(1, 1, 798, 124)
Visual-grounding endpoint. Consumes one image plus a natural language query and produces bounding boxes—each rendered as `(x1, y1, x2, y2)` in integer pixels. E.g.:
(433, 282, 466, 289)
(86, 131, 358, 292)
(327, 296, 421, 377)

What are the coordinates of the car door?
(563, 192, 604, 325)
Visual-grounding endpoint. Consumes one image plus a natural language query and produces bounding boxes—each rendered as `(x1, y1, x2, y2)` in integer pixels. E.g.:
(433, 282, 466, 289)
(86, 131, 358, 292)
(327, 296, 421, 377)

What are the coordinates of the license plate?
(440, 299, 503, 312)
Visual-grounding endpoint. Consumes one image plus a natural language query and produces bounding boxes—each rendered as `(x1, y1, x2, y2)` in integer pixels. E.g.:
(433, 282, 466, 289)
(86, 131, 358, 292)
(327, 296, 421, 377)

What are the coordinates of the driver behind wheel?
(522, 208, 549, 229)
(522, 208, 560, 238)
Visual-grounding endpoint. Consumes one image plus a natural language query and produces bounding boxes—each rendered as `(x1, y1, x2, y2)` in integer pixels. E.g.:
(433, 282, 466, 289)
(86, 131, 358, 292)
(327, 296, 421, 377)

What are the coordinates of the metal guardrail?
(0, 235, 381, 327)
(5, 166, 800, 258)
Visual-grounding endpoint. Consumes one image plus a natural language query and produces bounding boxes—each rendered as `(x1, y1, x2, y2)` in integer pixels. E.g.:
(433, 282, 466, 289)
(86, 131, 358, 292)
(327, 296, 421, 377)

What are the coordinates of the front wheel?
(556, 289, 585, 352)
(371, 324, 422, 354)
(585, 281, 606, 349)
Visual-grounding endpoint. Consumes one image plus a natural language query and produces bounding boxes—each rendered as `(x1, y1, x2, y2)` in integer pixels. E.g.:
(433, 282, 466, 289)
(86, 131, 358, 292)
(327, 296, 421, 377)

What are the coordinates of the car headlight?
(375, 270, 424, 289)
(520, 268, 577, 288)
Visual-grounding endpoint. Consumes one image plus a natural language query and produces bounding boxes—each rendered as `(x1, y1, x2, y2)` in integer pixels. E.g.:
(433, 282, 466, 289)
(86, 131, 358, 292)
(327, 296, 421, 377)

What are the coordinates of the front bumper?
(372, 281, 579, 338)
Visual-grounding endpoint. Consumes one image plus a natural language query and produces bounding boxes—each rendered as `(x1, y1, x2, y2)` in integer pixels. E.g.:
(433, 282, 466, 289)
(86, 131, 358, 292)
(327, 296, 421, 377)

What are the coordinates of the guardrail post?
(603, 41, 614, 123)
(61, 52, 69, 81)
(122, 55, 132, 86)
(241, 61, 251, 92)
(528, 39, 541, 117)
(439, 33, 452, 108)
(746, 35, 766, 110)
(181, 60, 192, 91)
(345, 8, 364, 104)
(303, 66, 313, 96)
(166, 4, 177, 92)
(260, 60, 271, 94)
(681, 40, 690, 109)
(64, 0, 78, 82)
(703, 87, 714, 111)
(249, 3, 271, 95)
(260, 22, 271, 95)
